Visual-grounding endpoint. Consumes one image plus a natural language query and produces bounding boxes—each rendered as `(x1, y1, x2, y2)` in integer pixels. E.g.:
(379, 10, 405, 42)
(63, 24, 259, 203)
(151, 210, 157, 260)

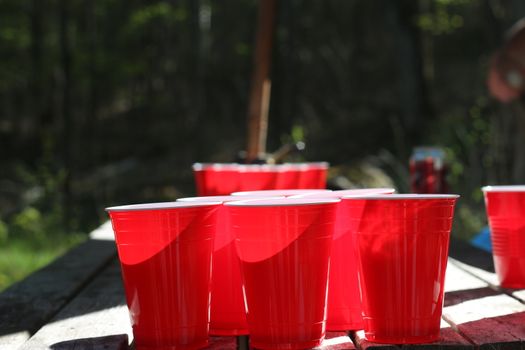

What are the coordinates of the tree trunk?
(246, 0, 276, 162)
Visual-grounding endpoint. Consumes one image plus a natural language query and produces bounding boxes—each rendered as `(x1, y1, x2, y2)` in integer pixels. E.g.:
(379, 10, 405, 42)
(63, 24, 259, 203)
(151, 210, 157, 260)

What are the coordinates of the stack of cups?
(107, 189, 459, 348)
(193, 163, 240, 196)
(344, 194, 459, 343)
(106, 202, 222, 350)
(176, 195, 283, 336)
(192, 162, 329, 196)
(225, 197, 339, 349)
(483, 185, 525, 288)
(289, 188, 396, 331)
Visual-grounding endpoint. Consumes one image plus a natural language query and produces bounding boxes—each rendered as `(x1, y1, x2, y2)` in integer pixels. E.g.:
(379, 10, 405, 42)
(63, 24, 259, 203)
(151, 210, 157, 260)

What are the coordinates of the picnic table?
(0, 222, 523, 350)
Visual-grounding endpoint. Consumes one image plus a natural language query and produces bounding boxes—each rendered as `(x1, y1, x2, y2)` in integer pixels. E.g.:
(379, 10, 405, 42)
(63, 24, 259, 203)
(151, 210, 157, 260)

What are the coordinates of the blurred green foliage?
(0, 0, 525, 289)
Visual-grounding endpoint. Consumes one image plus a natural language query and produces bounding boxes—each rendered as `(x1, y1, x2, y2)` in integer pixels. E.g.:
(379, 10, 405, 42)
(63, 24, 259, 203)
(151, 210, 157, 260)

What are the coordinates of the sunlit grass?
(0, 234, 86, 292)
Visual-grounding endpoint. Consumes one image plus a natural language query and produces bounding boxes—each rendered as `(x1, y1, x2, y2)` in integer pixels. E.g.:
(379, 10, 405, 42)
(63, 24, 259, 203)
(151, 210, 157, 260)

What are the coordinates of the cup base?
(364, 333, 439, 344)
(135, 339, 208, 350)
(326, 322, 363, 332)
(251, 338, 322, 350)
(209, 328, 249, 336)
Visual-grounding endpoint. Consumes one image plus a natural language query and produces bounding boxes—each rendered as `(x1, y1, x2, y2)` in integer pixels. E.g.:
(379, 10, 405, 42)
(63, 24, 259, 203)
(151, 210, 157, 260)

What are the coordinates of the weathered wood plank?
(0, 238, 117, 348)
(448, 238, 495, 274)
(315, 332, 356, 349)
(89, 220, 115, 241)
(351, 326, 472, 350)
(448, 259, 500, 287)
(20, 259, 131, 350)
(444, 260, 489, 293)
(443, 292, 525, 349)
(351, 330, 398, 350)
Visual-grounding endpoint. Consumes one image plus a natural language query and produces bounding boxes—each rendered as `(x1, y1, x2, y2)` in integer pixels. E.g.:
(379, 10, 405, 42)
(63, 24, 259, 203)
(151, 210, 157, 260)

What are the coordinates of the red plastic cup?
(344, 194, 459, 344)
(237, 165, 277, 191)
(177, 195, 283, 336)
(298, 162, 329, 189)
(231, 189, 330, 197)
(106, 201, 221, 350)
(192, 163, 240, 196)
(291, 188, 396, 331)
(226, 198, 339, 349)
(483, 185, 525, 288)
(275, 164, 301, 189)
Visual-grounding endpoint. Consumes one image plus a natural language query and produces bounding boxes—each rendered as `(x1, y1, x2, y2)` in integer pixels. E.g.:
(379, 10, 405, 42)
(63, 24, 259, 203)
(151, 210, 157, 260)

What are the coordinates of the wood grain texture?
(443, 293, 525, 349)
(448, 259, 500, 287)
(19, 259, 131, 350)
(0, 238, 117, 348)
(352, 327, 472, 350)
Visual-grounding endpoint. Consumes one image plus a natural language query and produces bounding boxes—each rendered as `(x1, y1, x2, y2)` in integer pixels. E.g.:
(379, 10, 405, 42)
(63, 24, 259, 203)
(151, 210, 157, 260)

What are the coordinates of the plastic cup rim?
(289, 188, 396, 198)
(192, 162, 239, 170)
(224, 197, 340, 207)
(106, 201, 222, 212)
(482, 185, 525, 192)
(231, 189, 331, 196)
(177, 195, 284, 203)
(341, 194, 460, 200)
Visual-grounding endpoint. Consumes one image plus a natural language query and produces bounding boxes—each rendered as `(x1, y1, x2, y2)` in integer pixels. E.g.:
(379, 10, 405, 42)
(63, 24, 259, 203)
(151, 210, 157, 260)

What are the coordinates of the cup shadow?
(50, 334, 129, 350)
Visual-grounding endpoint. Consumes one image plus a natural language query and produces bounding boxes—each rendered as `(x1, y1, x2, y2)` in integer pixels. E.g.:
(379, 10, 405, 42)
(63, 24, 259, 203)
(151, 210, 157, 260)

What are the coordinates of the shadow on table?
(50, 334, 129, 349)
(449, 237, 495, 273)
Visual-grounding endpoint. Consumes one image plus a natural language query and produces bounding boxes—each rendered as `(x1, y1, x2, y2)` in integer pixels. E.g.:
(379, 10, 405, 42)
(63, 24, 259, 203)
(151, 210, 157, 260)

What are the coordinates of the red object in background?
(193, 163, 329, 195)
(193, 163, 240, 196)
(226, 198, 338, 350)
(409, 147, 449, 194)
(345, 195, 458, 344)
(238, 165, 277, 191)
(483, 186, 525, 288)
(107, 202, 221, 350)
(488, 19, 525, 103)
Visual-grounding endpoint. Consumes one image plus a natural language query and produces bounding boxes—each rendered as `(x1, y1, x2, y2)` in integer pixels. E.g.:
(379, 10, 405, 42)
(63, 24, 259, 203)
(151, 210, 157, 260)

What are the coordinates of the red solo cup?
(290, 188, 395, 331)
(106, 201, 221, 350)
(295, 162, 329, 189)
(344, 194, 459, 344)
(308, 162, 329, 189)
(226, 198, 339, 349)
(238, 165, 277, 191)
(275, 164, 301, 189)
(283, 163, 304, 188)
(192, 163, 240, 196)
(177, 195, 283, 336)
(231, 189, 330, 197)
(483, 185, 525, 288)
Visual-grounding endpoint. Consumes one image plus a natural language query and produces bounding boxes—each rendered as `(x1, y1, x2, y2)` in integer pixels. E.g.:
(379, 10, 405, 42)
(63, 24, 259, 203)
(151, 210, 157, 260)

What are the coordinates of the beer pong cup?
(177, 195, 283, 336)
(297, 162, 329, 189)
(192, 163, 240, 196)
(344, 194, 459, 343)
(231, 189, 330, 197)
(482, 185, 525, 288)
(275, 164, 301, 189)
(106, 201, 221, 350)
(238, 165, 277, 191)
(226, 198, 339, 349)
(291, 188, 396, 331)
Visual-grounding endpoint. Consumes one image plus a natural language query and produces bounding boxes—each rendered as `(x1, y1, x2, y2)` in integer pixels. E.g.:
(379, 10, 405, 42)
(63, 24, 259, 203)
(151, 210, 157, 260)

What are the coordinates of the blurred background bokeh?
(1, 0, 524, 289)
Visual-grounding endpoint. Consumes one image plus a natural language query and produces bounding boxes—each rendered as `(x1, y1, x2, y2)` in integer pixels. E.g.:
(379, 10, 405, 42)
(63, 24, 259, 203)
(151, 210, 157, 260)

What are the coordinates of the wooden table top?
(0, 222, 522, 350)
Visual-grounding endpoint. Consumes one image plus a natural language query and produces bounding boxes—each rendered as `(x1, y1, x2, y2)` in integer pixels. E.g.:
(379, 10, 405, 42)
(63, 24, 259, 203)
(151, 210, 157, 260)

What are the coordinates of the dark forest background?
(1, 0, 525, 284)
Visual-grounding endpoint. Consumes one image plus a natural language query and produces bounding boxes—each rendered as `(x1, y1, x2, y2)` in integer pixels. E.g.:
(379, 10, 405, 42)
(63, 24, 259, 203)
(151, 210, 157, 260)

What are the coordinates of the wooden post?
(246, 0, 276, 163)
